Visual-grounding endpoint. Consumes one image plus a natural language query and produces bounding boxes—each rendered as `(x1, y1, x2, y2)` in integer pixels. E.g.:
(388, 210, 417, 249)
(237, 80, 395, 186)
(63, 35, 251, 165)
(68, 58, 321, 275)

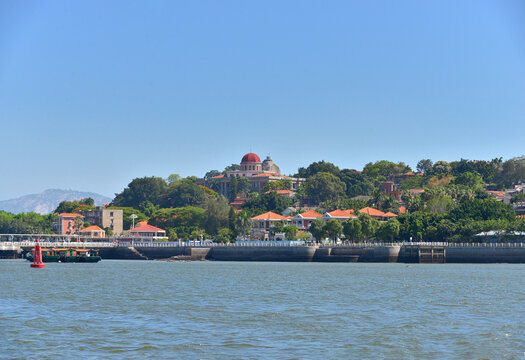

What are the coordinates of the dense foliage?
(3, 155, 524, 242)
(54, 197, 96, 214)
(0, 211, 55, 234)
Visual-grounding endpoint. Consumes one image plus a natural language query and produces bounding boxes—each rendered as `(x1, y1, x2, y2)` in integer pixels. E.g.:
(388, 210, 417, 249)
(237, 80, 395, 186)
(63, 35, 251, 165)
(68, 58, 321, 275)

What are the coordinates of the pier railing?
(1, 240, 524, 251)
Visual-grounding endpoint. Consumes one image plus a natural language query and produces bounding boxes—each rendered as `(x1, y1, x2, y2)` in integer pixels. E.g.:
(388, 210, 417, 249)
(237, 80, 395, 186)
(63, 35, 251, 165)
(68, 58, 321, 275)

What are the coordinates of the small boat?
(27, 248, 101, 263)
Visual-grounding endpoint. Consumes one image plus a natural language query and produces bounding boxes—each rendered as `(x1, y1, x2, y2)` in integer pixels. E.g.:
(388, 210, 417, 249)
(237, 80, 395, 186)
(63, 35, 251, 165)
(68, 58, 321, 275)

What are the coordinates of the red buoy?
(30, 239, 46, 268)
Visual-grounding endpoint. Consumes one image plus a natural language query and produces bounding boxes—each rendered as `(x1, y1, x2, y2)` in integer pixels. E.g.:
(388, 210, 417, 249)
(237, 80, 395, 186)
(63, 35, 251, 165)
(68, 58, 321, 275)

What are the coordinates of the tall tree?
(343, 218, 362, 242)
(202, 196, 230, 235)
(363, 160, 410, 178)
(309, 219, 326, 241)
(113, 176, 168, 208)
(416, 159, 433, 174)
(500, 156, 525, 186)
(325, 219, 343, 241)
(166, 174, 182, 185)
(431, 161, 452, 176)
(235, 211, 252, 240)
(297, 160, 340, 178)
(305, 172, 346, 204)
(358, 213, 379, 241)
(377, 218, 400, 241)
(338, 169, 374, 197)
(161, 177, 208, 208)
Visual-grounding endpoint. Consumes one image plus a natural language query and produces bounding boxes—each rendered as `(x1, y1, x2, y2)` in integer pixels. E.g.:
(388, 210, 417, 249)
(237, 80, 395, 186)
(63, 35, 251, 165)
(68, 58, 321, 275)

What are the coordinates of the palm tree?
(235, 211, 252, 240)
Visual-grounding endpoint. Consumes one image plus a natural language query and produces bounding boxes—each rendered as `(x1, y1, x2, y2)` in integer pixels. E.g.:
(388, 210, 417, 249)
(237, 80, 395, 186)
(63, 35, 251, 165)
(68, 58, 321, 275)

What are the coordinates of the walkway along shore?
(2, 241, 525, 263)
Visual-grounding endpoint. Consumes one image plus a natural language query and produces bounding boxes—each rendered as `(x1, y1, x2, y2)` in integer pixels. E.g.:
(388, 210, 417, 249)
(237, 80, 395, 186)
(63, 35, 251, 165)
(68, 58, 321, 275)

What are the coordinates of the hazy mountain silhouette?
(0, 189, 112, 214)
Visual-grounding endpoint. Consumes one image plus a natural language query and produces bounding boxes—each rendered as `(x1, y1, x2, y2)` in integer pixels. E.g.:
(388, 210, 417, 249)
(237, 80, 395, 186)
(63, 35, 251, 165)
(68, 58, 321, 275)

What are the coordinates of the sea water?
(1, 260, 523, 359)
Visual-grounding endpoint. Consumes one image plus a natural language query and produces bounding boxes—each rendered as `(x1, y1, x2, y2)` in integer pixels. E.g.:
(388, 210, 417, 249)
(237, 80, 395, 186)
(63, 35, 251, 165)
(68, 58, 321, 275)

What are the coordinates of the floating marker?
(30, 239, 46, 268)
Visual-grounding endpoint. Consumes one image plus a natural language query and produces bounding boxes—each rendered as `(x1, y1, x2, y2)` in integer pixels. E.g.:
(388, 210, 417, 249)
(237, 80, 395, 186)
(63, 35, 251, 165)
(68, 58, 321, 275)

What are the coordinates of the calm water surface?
(1, 260, 524, 359)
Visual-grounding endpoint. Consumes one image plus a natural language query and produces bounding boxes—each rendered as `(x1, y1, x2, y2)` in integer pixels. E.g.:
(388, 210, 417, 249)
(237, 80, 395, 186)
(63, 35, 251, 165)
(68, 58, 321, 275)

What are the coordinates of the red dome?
(241, 153, 261, 163)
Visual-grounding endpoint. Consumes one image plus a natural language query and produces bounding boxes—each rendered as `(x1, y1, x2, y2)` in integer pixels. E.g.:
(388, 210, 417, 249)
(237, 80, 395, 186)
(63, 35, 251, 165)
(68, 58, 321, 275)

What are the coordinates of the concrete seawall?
(100, 246, 316, 262)
(446, 246, 525, 263)
(99, 245, 398, 262)
(211, 246, 316, 262)
(7, 243, 525, 263)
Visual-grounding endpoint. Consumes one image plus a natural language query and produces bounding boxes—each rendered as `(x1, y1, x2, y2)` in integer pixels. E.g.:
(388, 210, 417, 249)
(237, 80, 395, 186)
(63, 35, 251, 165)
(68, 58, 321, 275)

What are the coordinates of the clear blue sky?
(1, 0, 524, 200)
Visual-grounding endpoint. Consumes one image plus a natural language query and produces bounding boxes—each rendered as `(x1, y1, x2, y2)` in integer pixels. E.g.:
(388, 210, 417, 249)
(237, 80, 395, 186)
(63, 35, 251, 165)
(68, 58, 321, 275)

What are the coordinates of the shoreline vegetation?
(1, 156, 524, 243)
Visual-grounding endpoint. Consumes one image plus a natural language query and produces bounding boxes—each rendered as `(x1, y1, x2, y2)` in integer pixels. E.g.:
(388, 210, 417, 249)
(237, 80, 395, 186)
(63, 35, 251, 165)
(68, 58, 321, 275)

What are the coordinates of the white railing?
(1, 240, 524, 250)
(0, 241, 117, 249)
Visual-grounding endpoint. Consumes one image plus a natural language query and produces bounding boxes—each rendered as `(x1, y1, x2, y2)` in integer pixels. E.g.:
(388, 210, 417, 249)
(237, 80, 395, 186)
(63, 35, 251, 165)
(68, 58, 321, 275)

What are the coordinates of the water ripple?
(0, 260, 524, 359)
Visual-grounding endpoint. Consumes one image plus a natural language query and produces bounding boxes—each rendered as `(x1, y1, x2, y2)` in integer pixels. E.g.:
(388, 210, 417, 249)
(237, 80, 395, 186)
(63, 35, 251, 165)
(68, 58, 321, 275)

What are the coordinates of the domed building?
(262, 156, 280, 175)
(198, 152, 305, 200)
(240, 153, 262, 172)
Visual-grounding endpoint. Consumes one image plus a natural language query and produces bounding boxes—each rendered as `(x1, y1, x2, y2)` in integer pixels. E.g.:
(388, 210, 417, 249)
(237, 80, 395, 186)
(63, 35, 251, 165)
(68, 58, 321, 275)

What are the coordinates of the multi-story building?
(290, 210, 323, 230)
(53, 213, 83, 235)
(197, 153, 305, 199)
(80, 207, 123, 234)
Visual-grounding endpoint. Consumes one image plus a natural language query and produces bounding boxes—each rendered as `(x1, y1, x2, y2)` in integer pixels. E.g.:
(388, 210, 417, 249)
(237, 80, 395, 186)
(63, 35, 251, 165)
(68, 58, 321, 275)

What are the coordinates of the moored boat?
(27, 248, 101, 263)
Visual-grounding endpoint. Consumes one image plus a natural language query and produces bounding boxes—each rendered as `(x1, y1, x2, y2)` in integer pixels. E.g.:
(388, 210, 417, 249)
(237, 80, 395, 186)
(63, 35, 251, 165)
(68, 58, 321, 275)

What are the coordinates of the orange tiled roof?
(277, 190, 294, 194)
(251, 211, 287, 220)
(399, 206, 407, 214)
(78, 225, 105, 232)
(58, 213, 82, 217)
(487, 191, 505, 197)
(327, 209, 357, 218)
(359, 207, 386, 217)
(383, 212, 398, 217)
(211, 174, 225, 179)
(298, 210, 323, 218)
(344, 209, 355, 214)
(130, 224, 166, 233)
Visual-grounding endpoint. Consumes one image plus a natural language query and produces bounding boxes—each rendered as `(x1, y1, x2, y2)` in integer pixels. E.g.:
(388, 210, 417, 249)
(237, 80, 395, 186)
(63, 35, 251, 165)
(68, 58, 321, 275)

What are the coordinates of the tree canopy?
(113, 176, 168, 208)
(305, 172, 346, 204)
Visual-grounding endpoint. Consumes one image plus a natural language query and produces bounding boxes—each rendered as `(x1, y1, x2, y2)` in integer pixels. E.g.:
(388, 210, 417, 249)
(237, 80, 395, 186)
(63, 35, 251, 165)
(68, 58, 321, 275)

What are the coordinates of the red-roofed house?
(53, 213, 84, 235)
(486, 191, 505, 201)
(323, 209, 357, 220)
(399, 206, 407, 214)
(292, 210, 323, 229)
(129, 223, 167, 238)
(77, 225, 106, 238)
(359, 207, 387, 220)
(383, 212, 398, 218)
(251, 211, 288, 239)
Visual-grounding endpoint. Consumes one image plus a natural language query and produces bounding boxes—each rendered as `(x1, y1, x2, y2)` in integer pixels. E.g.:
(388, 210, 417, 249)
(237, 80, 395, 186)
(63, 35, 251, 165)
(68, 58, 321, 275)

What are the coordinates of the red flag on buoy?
(30, 239, 46, 268)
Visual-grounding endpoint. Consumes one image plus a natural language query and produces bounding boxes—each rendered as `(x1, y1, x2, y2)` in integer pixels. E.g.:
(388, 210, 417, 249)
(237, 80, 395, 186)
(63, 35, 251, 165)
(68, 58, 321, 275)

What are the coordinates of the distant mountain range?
(0, 189, 112, 215)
